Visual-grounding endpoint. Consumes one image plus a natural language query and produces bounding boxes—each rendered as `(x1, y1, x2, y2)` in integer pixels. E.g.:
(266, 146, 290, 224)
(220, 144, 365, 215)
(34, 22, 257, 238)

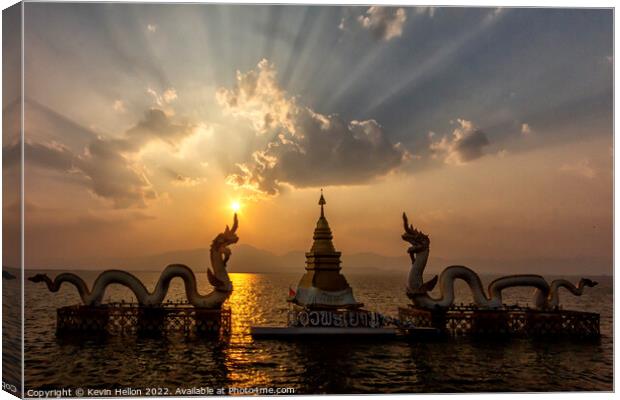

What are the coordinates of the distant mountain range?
(93, 244, 412, 274)
(55, 244, 611, 276)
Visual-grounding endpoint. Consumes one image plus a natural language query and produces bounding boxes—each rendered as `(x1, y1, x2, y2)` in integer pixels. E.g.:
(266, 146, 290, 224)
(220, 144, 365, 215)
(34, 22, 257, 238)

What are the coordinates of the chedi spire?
(292, 191, 361, 309)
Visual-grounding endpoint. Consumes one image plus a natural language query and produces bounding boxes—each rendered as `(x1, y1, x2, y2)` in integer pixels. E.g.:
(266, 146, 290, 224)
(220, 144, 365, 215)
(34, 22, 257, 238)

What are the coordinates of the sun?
(230, 201, 241, 213)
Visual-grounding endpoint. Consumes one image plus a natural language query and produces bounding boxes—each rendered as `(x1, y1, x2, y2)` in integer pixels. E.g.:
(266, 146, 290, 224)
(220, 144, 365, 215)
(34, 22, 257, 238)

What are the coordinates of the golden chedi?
(292, 192, 361, 309)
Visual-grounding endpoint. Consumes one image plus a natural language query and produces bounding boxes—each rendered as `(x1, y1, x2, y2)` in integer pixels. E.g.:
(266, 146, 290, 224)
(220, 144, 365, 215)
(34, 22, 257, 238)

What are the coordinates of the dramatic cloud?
(358, 7, 407, 41)
(217, 60, 409, 195)
(160, 167, 207, 187)
(147, 87, 178, 114)
(430, 119, 490, 165)
(124, 108, 194, 150)
(20, 138, 155, 209)
(23, 108, 194, 208)
(75, 138, 157, 208)
(216, 60, 297, 135)
(26, 141, 75, 171)
(4, 140, 74, 171)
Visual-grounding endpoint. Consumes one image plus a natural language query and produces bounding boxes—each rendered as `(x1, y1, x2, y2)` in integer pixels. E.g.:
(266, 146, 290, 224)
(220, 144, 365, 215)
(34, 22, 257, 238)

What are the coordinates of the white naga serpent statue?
(28, 215, 239, 309)
(402, 213, 597, 310)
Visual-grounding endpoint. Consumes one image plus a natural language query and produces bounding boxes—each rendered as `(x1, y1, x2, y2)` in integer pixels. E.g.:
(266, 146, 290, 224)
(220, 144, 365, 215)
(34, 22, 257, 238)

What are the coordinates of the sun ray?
(362, 8, 508, 115)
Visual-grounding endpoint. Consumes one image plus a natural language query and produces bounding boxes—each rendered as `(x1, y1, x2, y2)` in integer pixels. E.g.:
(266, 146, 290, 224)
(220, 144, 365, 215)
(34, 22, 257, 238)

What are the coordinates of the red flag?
(288, 286, 296, 298)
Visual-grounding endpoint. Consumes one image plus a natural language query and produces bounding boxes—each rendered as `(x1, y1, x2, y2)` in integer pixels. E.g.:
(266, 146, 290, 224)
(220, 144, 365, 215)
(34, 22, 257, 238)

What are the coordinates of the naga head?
(222, 213, 240, 246)
(402, 213, 430, 254)
(402, 213, 437, 294)
(207, 214, 239, 290)
(211, 214, 239, 266)
(28, 273, 49, 283)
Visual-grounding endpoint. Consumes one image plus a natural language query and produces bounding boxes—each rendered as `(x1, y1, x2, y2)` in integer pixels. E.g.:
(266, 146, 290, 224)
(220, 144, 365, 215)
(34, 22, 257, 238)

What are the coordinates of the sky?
(5, 4, 613, 274)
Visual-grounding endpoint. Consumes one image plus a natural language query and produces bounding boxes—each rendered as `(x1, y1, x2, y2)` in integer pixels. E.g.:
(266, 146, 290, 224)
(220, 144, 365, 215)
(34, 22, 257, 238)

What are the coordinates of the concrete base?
(250, 326, 398, 338)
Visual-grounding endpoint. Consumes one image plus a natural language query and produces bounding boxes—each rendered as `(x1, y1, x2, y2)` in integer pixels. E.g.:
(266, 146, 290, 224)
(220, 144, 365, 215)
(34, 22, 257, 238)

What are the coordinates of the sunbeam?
(19, 3, 612, 277)
(362, 8, 508, 115)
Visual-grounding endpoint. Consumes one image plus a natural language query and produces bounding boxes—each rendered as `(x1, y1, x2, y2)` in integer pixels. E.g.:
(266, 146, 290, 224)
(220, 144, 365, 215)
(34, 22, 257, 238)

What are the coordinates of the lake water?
(19, 271, 613, 394)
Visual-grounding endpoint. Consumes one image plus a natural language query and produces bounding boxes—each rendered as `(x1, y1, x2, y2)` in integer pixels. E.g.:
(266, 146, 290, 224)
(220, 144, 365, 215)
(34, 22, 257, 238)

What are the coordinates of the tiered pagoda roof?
(292, 191, 361, 309)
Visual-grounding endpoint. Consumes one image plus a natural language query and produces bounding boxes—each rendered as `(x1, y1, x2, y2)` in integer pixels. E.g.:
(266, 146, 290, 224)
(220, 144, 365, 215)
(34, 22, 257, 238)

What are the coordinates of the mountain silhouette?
(86, 244, 411, 274)
(27, 245, 611, 276)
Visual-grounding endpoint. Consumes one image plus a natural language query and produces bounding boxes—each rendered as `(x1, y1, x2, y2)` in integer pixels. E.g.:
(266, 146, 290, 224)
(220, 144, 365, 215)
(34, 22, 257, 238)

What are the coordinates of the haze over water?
(23, 271, 612, 393)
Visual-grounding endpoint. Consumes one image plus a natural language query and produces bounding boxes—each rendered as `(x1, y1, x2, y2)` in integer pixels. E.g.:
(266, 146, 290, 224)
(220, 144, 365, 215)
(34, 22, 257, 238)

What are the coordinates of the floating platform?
(251, 307, 442, 339)
(398, 304, 600, 338)
(56, 303, 231, 338)
(286, 308, 388, 328)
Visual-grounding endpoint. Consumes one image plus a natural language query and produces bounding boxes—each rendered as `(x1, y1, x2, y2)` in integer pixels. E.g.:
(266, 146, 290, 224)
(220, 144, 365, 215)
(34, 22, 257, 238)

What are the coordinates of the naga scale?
(30, 194, 601, 340)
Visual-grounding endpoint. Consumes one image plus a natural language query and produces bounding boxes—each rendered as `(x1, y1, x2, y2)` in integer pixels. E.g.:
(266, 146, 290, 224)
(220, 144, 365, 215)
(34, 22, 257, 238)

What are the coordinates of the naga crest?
(211, 213, 239, 266)
(402, 213, 430, 253)
(402, 213, 437, 293)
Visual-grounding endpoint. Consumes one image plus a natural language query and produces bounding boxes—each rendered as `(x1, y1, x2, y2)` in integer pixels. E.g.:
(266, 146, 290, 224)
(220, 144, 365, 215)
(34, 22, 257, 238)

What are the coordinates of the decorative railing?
(398, 305, 600, 338)
(56, 303, 231, 337)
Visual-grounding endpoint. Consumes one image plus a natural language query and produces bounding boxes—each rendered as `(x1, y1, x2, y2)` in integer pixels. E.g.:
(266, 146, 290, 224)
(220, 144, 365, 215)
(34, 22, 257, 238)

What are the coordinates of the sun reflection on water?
(224, 273, 289, 388)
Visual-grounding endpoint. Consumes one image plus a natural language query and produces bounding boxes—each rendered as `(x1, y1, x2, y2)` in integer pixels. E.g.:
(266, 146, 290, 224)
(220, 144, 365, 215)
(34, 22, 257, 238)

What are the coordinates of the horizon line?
(16, 266, 613, 278)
